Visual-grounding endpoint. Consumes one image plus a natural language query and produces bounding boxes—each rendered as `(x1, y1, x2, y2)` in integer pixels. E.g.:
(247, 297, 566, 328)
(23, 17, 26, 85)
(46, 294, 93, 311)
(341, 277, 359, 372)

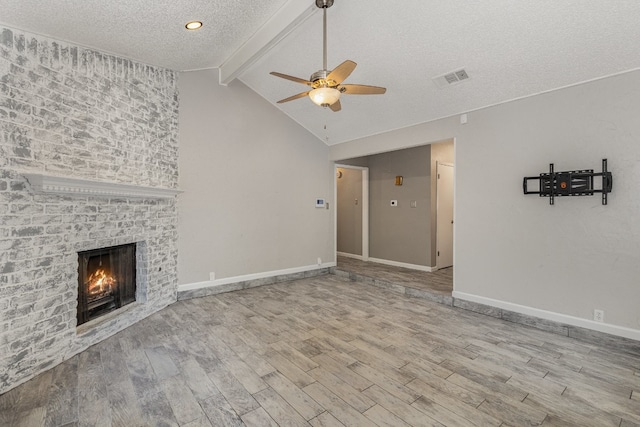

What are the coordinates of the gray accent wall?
(177, 71, 334, 285)
(368, 145, 431, 266)
(0, 25, 179, 394)
(330, 70, 640, 335)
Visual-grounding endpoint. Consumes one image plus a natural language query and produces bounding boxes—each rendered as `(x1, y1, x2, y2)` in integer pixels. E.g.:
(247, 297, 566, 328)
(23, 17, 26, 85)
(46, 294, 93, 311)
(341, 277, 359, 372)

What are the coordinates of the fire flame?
(87, 268, 116, 297)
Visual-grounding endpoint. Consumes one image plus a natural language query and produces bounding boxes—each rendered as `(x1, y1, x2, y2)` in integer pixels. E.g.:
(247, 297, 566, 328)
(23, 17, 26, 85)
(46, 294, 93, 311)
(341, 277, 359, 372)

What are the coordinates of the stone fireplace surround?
(20, 173, 182, 331)
(0, 171, 181, 395)
(0, 24, 180, 394)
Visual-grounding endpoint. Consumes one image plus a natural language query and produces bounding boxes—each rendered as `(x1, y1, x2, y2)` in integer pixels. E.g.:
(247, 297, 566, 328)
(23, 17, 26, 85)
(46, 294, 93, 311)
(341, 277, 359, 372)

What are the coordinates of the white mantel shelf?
(23, 173, 182, 199)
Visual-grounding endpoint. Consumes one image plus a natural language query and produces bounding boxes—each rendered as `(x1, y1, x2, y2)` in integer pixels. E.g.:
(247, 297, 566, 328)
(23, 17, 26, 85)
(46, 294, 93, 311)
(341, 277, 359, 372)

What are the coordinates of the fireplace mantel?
(23, 173, 182, 199)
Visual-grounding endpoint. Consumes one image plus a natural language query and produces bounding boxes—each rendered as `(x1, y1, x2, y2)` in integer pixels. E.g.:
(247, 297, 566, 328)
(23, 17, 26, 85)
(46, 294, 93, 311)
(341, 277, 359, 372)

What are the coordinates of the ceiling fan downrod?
(316, 0, 334, 71)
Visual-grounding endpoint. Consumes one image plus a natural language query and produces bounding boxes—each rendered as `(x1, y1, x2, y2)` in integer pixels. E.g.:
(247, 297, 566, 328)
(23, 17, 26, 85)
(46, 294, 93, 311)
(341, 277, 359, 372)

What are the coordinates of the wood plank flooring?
(1, 274, 639, 426)
(336, 256, 453, 296)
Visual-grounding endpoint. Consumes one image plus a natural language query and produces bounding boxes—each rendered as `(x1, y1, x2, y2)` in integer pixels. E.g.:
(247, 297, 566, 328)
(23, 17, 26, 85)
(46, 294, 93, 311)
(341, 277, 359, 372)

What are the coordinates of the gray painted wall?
(368, 145, 431, 266)
(0, 25, 179, 394)
(336, 167, 363, 255)
(330, 70, 640, 337)
(177, 71, 334, 285)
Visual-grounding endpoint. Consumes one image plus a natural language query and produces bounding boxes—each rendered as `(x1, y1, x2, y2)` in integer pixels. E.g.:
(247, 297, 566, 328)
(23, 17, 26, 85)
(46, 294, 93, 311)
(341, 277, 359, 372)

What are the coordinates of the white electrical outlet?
(593, 309, 604, 322)
(209, 272, 216, 281)
(317, 257, 322, 265)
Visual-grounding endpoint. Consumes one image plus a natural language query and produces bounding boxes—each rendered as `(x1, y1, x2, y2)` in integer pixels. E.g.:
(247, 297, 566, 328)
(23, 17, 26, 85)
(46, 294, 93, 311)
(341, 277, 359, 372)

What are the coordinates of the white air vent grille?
(433, 68, 471, 88)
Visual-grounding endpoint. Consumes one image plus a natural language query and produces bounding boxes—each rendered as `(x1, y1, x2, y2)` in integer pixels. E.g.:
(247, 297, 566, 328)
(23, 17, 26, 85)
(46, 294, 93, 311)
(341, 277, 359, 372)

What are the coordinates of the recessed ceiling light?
(185, 21, 203, 30)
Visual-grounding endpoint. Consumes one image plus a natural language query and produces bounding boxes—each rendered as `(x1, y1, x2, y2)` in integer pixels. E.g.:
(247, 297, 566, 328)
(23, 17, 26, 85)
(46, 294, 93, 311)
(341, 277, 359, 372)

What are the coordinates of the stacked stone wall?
(0, 25, 179, 394)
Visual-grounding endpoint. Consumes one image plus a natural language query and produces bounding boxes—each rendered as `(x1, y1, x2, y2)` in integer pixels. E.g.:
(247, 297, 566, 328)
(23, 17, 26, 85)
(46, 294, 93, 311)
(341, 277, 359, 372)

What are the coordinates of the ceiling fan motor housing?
(315, 0, 334, 8)
(310, 70, 337, 89)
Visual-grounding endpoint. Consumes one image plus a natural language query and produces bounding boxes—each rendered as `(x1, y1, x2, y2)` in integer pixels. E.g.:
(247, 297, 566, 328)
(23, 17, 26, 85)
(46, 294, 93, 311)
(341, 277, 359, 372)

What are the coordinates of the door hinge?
(437, 251, 440, 256)
(438, 174, 440, 179)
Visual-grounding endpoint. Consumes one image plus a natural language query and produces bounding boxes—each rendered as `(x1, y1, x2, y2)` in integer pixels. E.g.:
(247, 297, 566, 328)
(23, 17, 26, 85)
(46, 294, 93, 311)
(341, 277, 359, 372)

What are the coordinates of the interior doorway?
(334, 139, 454, 272)
(436, 162, 454, 269)
(335, 165, 369, 260)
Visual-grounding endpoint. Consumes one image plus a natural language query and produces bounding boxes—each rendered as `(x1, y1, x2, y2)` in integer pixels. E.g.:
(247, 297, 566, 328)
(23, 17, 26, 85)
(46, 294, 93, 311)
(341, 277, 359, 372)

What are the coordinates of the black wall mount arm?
(523, 158, 612, 205)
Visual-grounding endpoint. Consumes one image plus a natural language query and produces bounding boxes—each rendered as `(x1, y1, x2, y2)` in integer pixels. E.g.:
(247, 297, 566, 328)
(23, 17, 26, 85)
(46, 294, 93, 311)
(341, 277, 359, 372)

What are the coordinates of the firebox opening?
(77, 243, 137, 326)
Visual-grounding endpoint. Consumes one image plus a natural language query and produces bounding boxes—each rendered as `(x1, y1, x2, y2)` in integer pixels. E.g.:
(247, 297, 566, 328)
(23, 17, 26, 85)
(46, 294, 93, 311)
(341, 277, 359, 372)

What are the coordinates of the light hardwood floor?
(1, 274, 639, 426)
(336, 256, 453, 296)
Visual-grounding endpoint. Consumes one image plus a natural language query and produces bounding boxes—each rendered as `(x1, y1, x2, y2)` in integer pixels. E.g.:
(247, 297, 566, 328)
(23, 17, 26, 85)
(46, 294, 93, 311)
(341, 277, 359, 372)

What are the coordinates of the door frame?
(334, 164, 369, 261)
(436, 161, 454, 269)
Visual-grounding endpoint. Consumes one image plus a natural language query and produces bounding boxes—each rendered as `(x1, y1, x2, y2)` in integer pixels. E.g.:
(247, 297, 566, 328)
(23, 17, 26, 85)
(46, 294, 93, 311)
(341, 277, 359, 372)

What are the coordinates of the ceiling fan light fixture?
(309, 87, 340, 107)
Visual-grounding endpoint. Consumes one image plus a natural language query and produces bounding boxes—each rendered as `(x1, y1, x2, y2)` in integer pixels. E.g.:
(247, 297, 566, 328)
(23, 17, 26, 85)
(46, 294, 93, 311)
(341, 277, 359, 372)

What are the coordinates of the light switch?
(410, 200, 417, 208)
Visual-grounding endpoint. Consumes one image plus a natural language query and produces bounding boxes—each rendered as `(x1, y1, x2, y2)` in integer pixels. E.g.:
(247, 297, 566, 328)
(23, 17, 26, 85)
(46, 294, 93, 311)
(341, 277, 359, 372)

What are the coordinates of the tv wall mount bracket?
(523, 158, 612, 205)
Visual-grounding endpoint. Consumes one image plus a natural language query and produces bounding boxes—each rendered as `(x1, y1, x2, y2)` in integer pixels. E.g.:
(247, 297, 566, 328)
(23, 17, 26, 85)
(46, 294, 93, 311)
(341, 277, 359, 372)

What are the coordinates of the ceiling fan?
(270, 0, 386, 112)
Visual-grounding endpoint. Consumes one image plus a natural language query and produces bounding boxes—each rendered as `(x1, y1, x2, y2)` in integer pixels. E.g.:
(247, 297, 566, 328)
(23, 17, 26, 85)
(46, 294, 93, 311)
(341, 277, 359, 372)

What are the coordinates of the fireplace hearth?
(77, 243, 137, 326)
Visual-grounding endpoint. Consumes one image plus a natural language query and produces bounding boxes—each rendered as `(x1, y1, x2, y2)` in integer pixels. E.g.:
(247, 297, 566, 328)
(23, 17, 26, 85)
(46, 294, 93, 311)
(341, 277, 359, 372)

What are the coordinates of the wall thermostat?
(315, 198, 326, 208)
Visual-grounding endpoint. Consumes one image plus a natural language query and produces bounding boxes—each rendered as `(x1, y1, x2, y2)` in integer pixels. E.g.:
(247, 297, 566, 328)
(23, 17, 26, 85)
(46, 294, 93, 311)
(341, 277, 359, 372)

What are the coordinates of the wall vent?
(433, 68, 470, 88)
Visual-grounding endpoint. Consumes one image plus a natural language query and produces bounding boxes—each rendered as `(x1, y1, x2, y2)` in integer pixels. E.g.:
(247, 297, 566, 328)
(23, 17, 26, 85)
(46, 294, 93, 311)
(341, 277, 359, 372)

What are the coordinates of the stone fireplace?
(0, 24, 180, 395)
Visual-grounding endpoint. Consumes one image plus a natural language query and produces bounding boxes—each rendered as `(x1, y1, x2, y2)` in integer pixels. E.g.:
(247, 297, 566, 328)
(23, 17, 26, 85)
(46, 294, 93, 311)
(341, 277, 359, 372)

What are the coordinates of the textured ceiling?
(2, 0, 640, 145)
(0, 0, 289, 71)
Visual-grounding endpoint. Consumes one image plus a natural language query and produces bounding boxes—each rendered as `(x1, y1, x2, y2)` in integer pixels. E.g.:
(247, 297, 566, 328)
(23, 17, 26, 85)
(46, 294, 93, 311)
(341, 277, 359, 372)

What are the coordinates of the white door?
(436, 162, 454, 269)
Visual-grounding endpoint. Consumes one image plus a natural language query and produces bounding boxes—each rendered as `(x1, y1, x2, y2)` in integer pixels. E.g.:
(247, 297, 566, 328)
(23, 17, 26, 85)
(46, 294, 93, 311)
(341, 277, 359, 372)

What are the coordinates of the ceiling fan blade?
(270, 72, 313, 86)
(276, 91, 310, 104)
(340, 84, 386, 95)
(329, 99, 342, 112)
(327, 60, 357, 85)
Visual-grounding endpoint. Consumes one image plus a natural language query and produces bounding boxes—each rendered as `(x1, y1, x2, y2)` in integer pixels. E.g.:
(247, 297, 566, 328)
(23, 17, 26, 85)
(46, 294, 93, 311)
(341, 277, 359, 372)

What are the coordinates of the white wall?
(330, 70, 640, 337)
(178, 70, 334, 286)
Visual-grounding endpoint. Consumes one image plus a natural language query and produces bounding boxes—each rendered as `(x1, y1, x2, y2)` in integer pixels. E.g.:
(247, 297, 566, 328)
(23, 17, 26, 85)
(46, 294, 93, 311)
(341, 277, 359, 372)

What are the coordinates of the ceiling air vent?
(433, 68, 470, 88)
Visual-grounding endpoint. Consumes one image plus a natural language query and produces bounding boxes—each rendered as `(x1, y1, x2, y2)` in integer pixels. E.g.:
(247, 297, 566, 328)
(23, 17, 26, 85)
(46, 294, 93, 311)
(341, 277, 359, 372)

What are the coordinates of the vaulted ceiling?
(2, 0, 640, 145)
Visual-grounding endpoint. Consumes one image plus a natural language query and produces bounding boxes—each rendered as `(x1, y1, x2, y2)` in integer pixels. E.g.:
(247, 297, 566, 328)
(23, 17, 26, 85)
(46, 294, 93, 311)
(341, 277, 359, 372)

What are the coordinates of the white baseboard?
(336, 251, 366, 261)
(452, 291, 640, 342)
(178, 262, 336, 292)
(368, 257, 434, 273)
